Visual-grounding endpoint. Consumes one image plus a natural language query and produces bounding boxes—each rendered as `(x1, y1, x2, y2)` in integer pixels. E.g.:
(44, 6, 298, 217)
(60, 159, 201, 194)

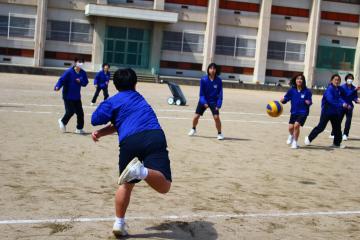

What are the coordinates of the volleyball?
(266, 101, 283, 117)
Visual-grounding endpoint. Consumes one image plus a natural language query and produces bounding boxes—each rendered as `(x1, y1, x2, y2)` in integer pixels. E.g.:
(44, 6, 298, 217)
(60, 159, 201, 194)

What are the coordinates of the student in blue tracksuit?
(54, 58, 89, 134)
(305, 74, 351, 148)
(188, 63, 224, 140)
(280, 74, 312, 149)
(330, 73, 360, 140)
(91, 63, 110, 105)
(91, 68, 171, 237)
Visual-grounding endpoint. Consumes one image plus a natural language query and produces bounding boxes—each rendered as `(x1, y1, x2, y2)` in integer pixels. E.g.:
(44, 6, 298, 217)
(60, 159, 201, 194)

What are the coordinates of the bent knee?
(158, 182, 171, 194)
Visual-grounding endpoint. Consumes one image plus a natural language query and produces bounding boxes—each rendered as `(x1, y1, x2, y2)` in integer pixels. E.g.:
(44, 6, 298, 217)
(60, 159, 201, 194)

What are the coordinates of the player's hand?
(54, 87, 60, 91)
(343, 103, 348, 108)
(204, 104, 209, 108)
(305, 100, 311, 105)
(91, 131, 100, 142)
(356, 86, 360, 91)
(76, 78, 81, 83)
(280, 97, 284, 103)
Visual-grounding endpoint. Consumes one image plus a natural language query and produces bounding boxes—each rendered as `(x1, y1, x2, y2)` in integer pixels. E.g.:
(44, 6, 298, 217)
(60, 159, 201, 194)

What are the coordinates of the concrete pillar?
(150, 22, 163, 75)
(91, 17, 106, 71)
(353, 19, 360, 87)
(202, 0, 219, 71)
(252, 0, 272, 84)
(34, 0, 47, 67)
(154, 0, 165, 10)
(303, 0, 321, 88)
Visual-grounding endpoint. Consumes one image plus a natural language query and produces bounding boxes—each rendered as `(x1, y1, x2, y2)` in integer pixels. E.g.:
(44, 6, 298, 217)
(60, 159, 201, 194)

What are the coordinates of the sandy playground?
(0, 72, 360, 239)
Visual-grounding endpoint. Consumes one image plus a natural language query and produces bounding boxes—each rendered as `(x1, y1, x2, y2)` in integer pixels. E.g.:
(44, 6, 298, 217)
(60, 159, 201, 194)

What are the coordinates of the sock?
(218, 131, 222, 135)
(192, 127, 196, 130)
(139, 166, 148, 180)
(115, 217, 125, 225)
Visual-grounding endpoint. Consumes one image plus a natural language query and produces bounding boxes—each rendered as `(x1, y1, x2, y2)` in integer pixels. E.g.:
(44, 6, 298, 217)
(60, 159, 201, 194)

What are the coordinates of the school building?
(0, 0, 360, 87)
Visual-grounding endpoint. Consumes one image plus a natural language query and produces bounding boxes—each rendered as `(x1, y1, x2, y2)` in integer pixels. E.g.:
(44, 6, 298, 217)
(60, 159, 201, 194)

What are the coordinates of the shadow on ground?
(116, 220, 217, 240)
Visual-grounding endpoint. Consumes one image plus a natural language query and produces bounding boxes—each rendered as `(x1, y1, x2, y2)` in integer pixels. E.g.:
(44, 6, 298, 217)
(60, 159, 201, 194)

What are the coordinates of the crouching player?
(91, 68, 172, 237)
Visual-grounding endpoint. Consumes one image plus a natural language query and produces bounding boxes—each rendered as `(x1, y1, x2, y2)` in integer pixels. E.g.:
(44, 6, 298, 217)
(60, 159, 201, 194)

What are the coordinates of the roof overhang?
(85, 4, 178, 23)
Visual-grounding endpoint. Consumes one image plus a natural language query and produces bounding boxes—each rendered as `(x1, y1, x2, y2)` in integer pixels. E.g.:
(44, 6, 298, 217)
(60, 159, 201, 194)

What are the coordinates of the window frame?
(46, 19, 93, 45)
(215, 35, 256, 58)
(267, 39, 306, 63)
(0, 13, 37, 41)
(162, 30, 205, 54)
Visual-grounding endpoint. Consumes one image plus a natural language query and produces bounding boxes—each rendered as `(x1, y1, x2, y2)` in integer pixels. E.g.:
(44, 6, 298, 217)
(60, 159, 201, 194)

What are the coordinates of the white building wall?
(321, 1, 360, 14)
(272, 0, 311, 9)
(0, 3, 36, 15)
(0, 55, 34, 65)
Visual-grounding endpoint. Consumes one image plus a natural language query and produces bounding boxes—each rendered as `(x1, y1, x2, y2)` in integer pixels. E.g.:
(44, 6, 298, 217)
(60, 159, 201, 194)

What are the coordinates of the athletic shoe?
(58, 118, 66, 133)
(291, 141, 298, 149)
(304, 136, 311, 146)
(74, 129, 85, 134)
(286, 135, 293, 145)
(329, 135, 334, 139)
(118, 158, 143, 185)
(217, 133, 224, 140)
(188, 129, 196, 136)
(112, 222, 128, 237)
(342, 134, 348, 141)
(332, 144, 346, 149)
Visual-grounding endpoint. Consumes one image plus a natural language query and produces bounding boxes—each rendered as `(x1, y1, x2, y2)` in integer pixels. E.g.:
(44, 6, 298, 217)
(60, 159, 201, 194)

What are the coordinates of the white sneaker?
(217, 133, 224, 140)
(74, 129, 85, 134)
(58, 118, 66, 133)
(118, 158, 143, 185)
(329, 135, 334, 139)
(304, 136, 311, 146)
(291, 141, 298, 149)
(188, 129, 196, 136)
(342, 135, 348, 141)
(112, 221, 128, 237)
(286, 135, 293, 145)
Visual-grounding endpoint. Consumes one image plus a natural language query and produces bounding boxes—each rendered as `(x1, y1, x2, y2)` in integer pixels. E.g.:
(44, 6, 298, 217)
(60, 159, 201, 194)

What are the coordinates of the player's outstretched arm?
(92, 124, 116, 142)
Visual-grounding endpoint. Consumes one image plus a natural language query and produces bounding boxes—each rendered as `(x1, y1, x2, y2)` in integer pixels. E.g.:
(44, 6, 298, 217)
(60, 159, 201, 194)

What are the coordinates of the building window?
(104, 26, 150, 68)
(316, 46, 355, 70)
(46, 20, 93, 44)
(0, 14, 36, 39)
(162, 31, 204, 53)
(267, 41, 306, 62)
(215, 36, 256, 58)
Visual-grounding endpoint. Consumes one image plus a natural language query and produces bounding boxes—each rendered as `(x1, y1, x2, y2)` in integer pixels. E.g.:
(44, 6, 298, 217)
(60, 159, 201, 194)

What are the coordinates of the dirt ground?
(0, 72, 360, 240)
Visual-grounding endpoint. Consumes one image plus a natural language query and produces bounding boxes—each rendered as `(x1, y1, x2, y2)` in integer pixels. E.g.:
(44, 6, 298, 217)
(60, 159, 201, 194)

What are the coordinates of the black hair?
(102, 63, 110, 68)
(290, 73, 307, 90)
(113, 68, 137, 91)
(330, 74, 341, 82)
(345, 73, 354, 80)
(207, 63, 221, 76)
(74, 57, 84, 63)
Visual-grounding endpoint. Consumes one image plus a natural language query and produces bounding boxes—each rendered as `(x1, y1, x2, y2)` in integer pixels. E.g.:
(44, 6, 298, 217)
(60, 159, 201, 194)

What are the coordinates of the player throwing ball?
(91, 68, 172, 237)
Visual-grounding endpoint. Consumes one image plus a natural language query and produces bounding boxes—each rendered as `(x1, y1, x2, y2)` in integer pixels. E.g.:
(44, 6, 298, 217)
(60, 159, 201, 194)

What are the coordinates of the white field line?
(0, 109, 358, 138)
(1, 210, 360, 225)
(1, 102, 360, 125)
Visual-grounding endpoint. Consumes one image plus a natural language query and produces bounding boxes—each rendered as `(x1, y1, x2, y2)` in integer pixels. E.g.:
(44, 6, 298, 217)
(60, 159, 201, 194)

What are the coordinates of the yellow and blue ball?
(266, 101, 283, 117)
